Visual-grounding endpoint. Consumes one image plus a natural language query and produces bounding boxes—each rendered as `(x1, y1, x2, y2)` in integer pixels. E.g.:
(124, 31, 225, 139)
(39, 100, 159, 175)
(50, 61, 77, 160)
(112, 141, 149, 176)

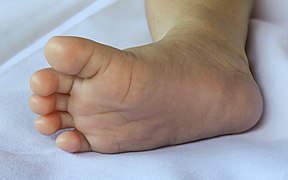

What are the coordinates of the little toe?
(34, 112, 74, 135)
(30, 68, 75, 96)
(56, 130, 91, 153)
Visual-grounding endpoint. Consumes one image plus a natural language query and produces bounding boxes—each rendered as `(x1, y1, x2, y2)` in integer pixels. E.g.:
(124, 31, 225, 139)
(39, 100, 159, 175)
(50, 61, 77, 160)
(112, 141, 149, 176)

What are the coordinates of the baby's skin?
(29, 0, 263, 153)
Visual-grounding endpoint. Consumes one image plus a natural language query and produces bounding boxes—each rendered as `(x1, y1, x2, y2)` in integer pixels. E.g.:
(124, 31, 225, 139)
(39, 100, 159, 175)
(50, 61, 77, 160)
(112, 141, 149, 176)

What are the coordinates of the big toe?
(44, 36, 124, 78)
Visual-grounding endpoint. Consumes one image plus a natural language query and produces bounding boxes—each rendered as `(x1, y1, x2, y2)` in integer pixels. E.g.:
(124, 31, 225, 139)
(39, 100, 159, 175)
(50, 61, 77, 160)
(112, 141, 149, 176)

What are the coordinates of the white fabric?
(0, 0, 287, 179)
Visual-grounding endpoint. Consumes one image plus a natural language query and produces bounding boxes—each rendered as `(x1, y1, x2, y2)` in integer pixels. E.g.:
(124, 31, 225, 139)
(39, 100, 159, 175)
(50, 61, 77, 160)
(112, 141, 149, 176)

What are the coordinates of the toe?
(44, 36, 124, 78)
(30, 94, 55, 115)
(56, 130, 91, 153)
(30, 93, 69, 114)
(30, 68, 75, 96)
(34, 112, 74, 135)
(30, 68, 58, 96)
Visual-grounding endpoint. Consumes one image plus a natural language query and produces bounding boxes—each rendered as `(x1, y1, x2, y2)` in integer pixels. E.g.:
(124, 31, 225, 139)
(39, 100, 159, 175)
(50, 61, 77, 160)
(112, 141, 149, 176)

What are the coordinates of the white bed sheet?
(0, 0, 287, 179)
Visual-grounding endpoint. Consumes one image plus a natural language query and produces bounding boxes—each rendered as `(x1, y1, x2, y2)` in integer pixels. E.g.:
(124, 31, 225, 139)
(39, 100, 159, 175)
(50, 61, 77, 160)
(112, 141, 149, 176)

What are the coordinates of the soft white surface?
(0, 0, 287, 179)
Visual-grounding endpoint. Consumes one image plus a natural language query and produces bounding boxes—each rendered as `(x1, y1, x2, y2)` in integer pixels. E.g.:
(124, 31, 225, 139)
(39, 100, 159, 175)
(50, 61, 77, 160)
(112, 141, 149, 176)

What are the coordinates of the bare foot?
(30, 24, 262, 153)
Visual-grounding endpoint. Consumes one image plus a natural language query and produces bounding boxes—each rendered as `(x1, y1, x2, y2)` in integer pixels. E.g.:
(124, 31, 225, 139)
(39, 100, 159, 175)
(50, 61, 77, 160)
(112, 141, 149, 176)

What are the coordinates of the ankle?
(157, 17, 249, 66)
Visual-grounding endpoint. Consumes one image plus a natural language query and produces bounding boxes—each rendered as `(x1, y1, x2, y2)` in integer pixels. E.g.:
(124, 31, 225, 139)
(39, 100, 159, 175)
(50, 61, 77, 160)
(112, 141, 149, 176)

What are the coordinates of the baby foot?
(30, 35, 262, 153)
